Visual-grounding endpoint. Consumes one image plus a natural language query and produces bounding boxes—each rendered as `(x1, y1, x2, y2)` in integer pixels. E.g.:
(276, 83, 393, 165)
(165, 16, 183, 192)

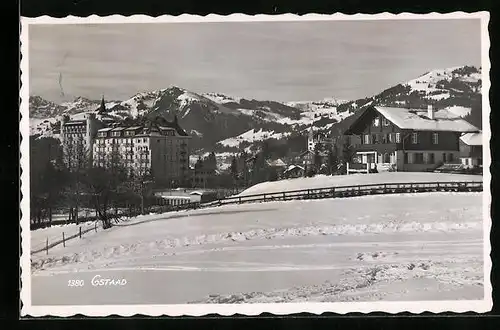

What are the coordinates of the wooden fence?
(31, 221, 101, 255)
(198, 180, 483, 208)
(32, 180, 482, 254)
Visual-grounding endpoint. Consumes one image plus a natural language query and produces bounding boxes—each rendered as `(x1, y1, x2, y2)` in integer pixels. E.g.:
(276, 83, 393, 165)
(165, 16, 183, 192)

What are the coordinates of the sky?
(28, 19, 482, 104)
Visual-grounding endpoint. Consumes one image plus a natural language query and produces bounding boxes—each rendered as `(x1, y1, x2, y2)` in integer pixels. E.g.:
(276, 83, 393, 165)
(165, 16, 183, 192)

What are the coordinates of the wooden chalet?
(342, 105, 480, 173)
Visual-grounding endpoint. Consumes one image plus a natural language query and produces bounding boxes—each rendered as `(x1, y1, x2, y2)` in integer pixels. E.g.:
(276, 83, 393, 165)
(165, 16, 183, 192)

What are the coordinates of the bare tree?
(62, 136, 90, 224)
(123, 165, 154, 215)
(84, 145, 127, 229)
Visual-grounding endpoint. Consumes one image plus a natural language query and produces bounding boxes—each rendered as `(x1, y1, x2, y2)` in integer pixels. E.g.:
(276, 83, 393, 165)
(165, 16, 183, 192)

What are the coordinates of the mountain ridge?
(29, 65, 483, 162)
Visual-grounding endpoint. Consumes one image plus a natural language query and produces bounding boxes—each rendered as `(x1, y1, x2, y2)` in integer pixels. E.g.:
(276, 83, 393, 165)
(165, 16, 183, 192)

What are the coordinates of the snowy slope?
(29, 117, 58, 137)
(203, 92, 242, 104)
(445, 105, 473, 117)
(238, 172, 482, 196)
(218, 128, 291, 148)
(31, 192, 484, 305)
(405, 66, 481, 99)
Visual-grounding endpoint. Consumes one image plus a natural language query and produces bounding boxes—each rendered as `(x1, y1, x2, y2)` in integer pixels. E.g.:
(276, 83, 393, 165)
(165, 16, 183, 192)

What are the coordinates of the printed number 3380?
(67, 279, 84, 287)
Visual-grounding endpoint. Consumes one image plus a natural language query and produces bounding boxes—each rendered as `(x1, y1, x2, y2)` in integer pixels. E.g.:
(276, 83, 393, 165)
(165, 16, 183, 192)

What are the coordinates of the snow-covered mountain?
(336, 65, 482, 117)
(29, 65, 483, 162)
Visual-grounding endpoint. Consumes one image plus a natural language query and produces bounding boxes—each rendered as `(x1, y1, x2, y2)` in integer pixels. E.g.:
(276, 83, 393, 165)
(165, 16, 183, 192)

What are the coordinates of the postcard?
(20, 12, 491, 316)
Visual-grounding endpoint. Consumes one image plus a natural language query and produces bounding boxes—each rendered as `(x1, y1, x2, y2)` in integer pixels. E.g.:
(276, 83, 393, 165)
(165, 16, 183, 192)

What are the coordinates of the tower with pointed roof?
(97, 95, 106, 114)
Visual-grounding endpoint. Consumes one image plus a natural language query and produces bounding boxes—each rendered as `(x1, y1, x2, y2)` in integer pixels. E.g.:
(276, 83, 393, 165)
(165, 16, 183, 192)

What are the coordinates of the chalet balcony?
(353, 143, 400, 153)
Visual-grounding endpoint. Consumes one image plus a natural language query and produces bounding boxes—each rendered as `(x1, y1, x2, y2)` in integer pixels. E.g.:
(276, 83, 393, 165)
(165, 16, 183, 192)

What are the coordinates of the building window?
(442, 153, 447, 163)
(383, 117, 390, 126)
(373, 134, 380, 144)
(414, 153, 424, 164)
(383, 153, 390, 163)
(395, 133, 401, 143)
(373, 117, 380, 127)
(432, 133, 439, 145)
(428, 153, 435, 164)
(411, 132, 418, 144)
(448, 153, 454, 162)
(364, 134, 370, 144)
(404, 152, 409, 164)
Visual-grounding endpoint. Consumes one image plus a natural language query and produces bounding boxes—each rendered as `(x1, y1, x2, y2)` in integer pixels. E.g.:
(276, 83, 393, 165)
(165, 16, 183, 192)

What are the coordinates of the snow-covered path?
(30, 192, 485, 305)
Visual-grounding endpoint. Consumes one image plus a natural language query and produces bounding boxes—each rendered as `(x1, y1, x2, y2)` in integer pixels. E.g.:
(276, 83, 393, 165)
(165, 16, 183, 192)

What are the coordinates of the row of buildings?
(58, 99, 193, 186)
(59, 99, 483, 189)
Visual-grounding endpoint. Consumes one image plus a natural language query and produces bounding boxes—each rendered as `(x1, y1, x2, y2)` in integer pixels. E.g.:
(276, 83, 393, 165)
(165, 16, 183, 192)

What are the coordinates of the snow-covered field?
(29, 191, 484, 305)
(238, 172, 482, 197)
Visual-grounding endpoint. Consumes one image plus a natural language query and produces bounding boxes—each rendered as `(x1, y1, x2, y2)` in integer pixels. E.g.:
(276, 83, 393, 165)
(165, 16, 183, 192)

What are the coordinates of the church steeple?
(98, 95, 106, 114)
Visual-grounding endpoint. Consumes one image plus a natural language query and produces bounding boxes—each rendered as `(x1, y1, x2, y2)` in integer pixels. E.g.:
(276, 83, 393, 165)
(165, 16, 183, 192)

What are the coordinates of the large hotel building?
(59, 100, 191, 185)
(93, 119, 191, 185)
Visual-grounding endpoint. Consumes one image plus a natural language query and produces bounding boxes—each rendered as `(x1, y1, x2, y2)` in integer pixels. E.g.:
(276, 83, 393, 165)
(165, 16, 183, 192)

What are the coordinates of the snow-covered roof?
(125, 126, 142, 130)
(374, 106, 479, 132)
(97, 127, 113, 132)
(284, 164, 304, 173)
(460, 132, 483, 146)
(64, 120, 86, 125)
(267, 159, 287, 167)
(160, 196, 192, 200)
(189, 191, 205, 196)
(111, 127, 125, 131)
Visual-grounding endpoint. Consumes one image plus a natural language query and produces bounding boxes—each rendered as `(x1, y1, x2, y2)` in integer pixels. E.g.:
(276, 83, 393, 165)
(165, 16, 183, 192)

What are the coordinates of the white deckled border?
(22, 11, 488, 24)
(19, 11, 492, 317)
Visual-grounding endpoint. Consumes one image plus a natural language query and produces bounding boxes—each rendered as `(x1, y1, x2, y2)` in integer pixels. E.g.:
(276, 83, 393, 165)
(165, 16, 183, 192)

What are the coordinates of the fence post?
(62, 232, 66, 247)
(263, 194, 266, 202)
(238, 197, 241, 204)
(79, 226, 82, 239)
(383, 184, 387, 193)
(46, 237, 48, 255)
(282, 192, 286, 201)
(95, 222, 97, 232)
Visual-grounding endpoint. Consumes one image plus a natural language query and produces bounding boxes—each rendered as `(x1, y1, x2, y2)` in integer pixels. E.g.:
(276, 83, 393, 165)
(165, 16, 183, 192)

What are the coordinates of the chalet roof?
(111, 127, 125, 131)
(284, 164, 304, 173)
(267, 158, 287, 167)
(373, 106, 479, 132)
(460, 132, 483, 146)
(97, 127, 113, 132)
